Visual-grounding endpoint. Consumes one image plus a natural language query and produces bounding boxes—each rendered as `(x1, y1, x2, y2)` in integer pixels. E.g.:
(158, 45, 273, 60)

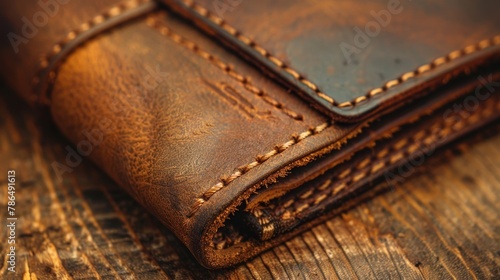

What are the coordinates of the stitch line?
(188, 121, 331, 217)
(239, 95, 492, 240)
(276, 100, 499, 218)
(146, 16, 304, 121)
(33, 0, 153, 103)
(180, 0, 500, 109)
(237, 100, 498, 242)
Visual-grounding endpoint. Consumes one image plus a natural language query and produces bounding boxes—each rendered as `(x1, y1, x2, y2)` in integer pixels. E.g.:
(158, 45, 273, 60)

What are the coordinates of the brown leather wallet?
(1, 0, 499, 268)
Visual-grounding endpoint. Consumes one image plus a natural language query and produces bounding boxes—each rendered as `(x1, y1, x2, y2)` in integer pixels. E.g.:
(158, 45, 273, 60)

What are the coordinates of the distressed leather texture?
(1, 0, 499, 269)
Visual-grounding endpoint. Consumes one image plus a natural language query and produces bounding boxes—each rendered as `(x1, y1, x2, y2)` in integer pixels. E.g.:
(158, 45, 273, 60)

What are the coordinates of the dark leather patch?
(162, 0, 500, 122)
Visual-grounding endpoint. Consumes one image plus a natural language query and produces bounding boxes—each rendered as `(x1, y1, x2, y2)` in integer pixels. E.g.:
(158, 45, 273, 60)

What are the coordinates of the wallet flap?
(161, 0, 500, 122)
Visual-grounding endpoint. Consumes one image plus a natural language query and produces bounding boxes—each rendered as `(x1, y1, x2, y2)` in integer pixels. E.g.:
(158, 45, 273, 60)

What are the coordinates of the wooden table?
(1, 92, 499, 279)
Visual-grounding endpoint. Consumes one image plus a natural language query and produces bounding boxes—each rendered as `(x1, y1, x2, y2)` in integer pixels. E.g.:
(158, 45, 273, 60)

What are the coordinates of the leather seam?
(241, 99, 499, 242)
(275, 100, 498, 221)
(33, 0, 154, 103)
(189, 122, 331, 217)
(147, 15, 305, 121)
(179, 0, 500, 109)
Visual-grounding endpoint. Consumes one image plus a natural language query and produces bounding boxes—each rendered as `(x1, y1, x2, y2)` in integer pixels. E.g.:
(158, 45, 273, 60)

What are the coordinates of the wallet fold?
(1, 0, 499, 268)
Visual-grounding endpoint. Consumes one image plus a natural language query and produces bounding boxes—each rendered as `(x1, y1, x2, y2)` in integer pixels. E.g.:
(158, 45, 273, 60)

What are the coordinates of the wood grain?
(0, 92, 499, 279)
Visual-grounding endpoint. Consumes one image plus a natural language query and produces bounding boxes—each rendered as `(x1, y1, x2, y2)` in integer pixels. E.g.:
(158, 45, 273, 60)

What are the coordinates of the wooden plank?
(0, 92, 499, 279)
